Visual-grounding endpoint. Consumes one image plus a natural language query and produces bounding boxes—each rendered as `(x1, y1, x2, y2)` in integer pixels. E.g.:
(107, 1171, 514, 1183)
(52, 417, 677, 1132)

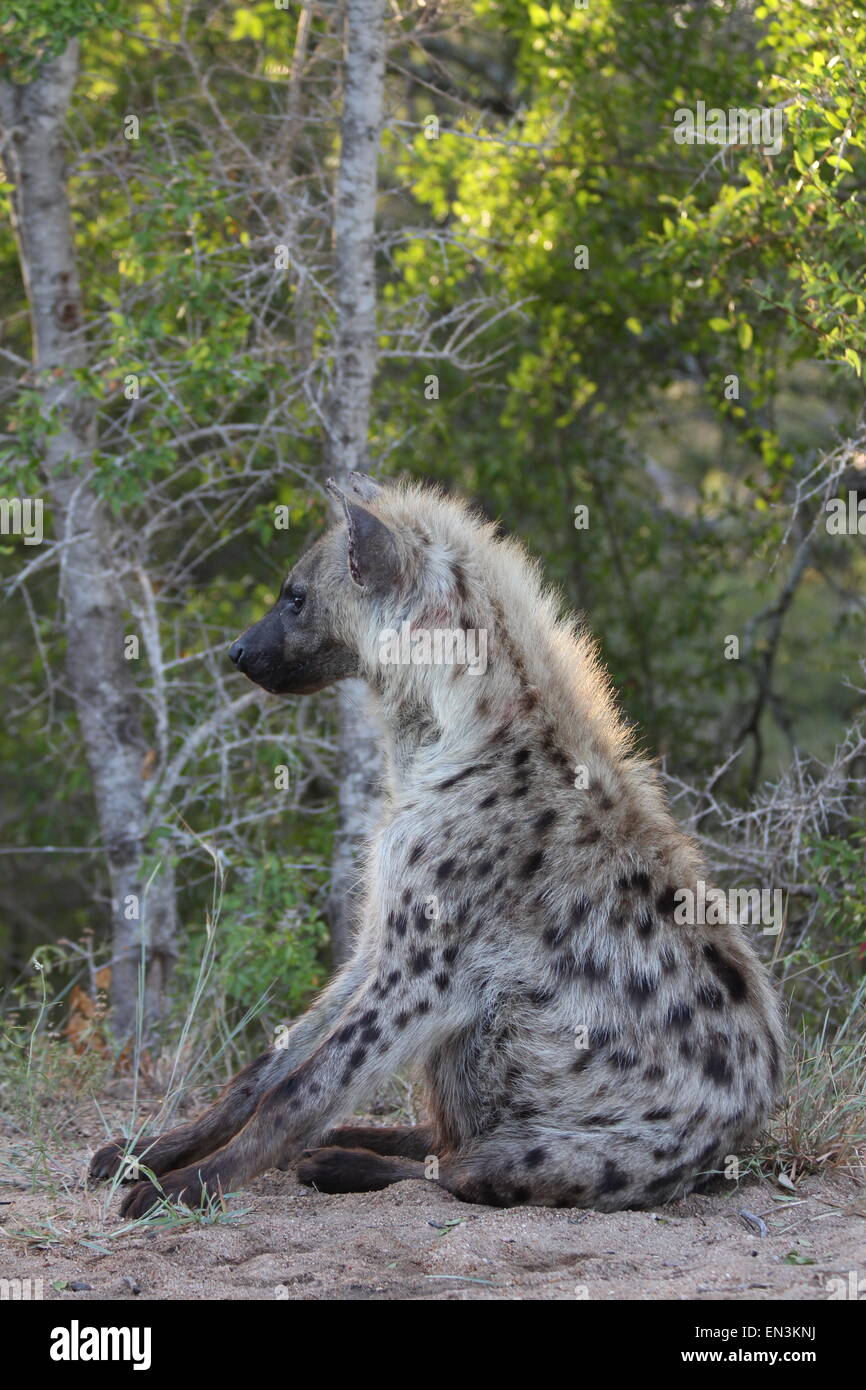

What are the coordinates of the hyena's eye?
(286, 589, 306, 615)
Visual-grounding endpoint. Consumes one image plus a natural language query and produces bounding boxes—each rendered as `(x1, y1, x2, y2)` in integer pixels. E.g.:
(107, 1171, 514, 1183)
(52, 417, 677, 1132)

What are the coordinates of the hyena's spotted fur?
(91, 474, 784, 1216)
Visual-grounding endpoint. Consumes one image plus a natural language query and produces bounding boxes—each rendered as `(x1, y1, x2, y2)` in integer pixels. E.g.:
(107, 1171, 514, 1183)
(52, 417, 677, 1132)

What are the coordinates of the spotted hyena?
(91, 473, 784, 1216)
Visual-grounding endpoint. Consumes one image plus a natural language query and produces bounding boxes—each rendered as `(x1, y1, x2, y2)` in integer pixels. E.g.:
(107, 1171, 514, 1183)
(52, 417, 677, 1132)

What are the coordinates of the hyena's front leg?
(90, 942, 373, 1186)
(119, 941, 473, 1217)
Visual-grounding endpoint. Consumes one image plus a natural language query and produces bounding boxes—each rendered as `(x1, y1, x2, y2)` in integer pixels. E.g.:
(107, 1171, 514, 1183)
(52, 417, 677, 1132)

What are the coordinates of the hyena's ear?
(345, 471, 382, 503)
(326, 479, 400, 595)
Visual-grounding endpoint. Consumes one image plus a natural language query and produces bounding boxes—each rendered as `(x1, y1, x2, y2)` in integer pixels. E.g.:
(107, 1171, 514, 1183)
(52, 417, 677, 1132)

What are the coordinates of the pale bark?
(324, 0, 387, 962)
(0, 43, 177, 1038)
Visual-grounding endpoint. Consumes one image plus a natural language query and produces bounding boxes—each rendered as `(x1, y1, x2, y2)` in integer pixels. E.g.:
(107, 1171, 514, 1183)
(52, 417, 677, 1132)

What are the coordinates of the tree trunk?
(0, 43, 177, 1039)
(324, 0, 387, 962)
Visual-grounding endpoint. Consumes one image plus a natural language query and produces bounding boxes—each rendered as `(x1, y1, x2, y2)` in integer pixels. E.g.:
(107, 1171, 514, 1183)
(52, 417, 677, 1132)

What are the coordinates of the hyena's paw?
(119, 1163, 216, 1220)
(88, 1139, 150, 1186)
(297, 1145, 413, 1194)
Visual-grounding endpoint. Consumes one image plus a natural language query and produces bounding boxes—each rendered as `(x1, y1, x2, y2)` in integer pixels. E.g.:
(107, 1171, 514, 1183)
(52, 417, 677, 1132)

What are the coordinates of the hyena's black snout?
(228, 608, 288, 691)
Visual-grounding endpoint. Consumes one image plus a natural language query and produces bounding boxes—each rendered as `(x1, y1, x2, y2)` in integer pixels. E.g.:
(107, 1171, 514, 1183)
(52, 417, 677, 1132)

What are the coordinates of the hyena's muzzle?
(229, 539, 359, 695)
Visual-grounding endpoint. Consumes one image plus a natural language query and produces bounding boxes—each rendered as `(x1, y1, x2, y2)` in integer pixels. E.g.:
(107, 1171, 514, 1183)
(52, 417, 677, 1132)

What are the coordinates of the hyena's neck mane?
(355, 484, 634, 788)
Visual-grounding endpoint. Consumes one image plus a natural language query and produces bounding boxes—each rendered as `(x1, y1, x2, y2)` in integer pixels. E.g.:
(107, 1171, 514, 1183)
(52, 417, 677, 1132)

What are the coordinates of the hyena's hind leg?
(298, 1128, 678, 1211)
(295, 1143, 550, 1204)
(321, 1124, 435, 1159)
(297, 1126, 436, 1193)
(297, 1147, 430, 1194)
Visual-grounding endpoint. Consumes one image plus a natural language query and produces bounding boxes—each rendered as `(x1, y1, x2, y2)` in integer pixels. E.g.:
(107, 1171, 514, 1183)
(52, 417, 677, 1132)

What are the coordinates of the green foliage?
(175, 852, 330, 1043)
(0, 0, 122, 82)
(807, 827, 866, 967)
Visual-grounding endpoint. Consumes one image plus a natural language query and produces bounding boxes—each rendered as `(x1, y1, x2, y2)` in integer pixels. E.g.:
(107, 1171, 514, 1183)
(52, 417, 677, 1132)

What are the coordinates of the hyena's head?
(229, 471, 462, 696)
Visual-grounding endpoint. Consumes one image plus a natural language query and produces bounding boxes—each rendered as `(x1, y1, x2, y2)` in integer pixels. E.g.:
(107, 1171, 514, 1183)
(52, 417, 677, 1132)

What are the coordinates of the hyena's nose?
(229, 640, 245, 670)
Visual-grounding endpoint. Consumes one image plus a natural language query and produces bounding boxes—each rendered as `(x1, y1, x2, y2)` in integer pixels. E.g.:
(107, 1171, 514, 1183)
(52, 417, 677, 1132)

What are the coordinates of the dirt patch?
(2, 1107, 863, 1301)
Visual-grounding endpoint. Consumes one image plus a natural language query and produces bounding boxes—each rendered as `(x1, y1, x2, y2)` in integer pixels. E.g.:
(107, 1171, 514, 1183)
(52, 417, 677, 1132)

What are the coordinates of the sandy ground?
(1, 1095, 864, 1301)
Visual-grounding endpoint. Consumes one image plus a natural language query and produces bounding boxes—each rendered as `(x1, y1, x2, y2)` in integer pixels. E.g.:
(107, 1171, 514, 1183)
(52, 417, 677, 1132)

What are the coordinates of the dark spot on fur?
(697, 980, 725, 1011)
(645, 1171, 682, 1195)
(534, 808, 558, 833)
(520, 849, 544, 877)
(436, 858, 456, 881)
(660, 946, 678, 974)
(513, 747, 531, 767)
(578, 952, 608, 983)
(572, 893, 591, 927)
(478, 791, 499, 809)
(628, 973, 657, 1007)
(656, 886, 679, 917)
(598, 1160, 630, 1194)
(408, 842, 423, 866)
(702, 1049, 733, 1087)
(619, 870, 650, 893)
(526, 987, 554, 1006)
(643, 1064, 665, 1082)
(410, 948, 432, 975)
(666, 1001, 693, 1031)
(478, 1180, 509, 1208)
(552, 953, 579, 981)
(643, 1107, 673, 1122)
(523, 1147, 546, 1169)
(438, 763, 491, 791)
(543, 923, 567, 949)
(694, 1140, 720, 1169)
(434, 972, 451, 992)
(589, 1026, 615, 1048)
(703, 943, 748, 1003)
(576, 826, 601, 846)
(636, 907, 655, 938)
(609, 1050, 637, 1071)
